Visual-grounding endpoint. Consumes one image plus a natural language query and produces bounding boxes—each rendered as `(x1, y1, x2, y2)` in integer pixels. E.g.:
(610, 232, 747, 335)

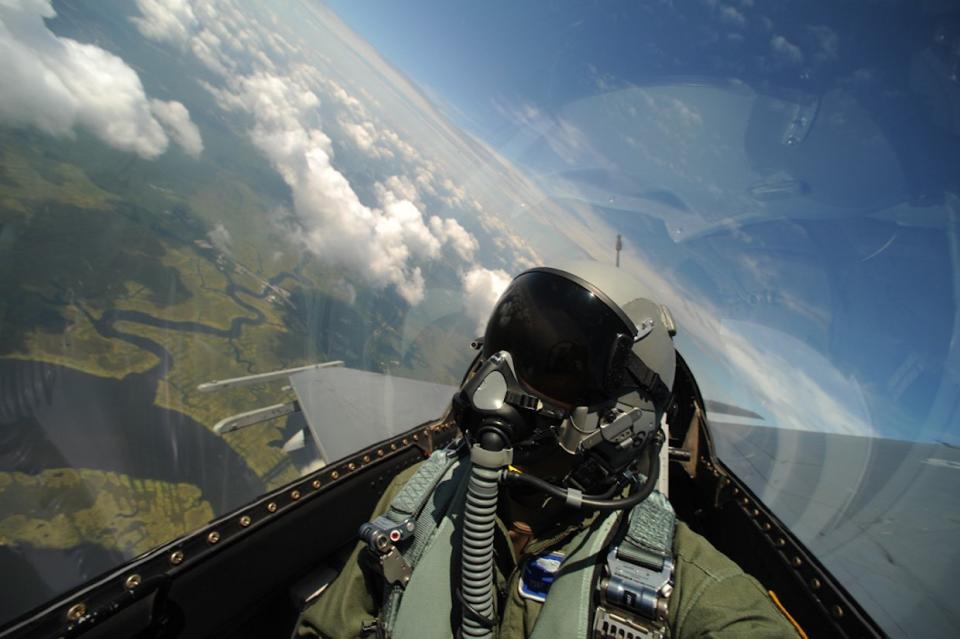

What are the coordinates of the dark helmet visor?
(481, 269, 634, 407)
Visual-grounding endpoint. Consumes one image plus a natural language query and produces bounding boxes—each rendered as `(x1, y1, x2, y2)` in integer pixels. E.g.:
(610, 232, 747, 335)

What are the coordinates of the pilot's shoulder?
(672, 520, 745, 581)
(671, 521, 801, 638)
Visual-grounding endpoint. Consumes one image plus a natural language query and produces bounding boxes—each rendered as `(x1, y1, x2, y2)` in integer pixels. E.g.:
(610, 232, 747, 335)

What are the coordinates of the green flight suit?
(299, 461, 800, 639)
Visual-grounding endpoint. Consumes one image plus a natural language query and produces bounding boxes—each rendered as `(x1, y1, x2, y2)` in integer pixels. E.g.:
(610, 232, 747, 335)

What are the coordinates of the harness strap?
(621, 490, 675, 570)
(372, 448, 462, 637)
(526, 488, 677, 639)
(367, 450, 677, 639)
(528, 512, 621, 639)
(385, 448, 459, 523)
(595, 490, 676, 639)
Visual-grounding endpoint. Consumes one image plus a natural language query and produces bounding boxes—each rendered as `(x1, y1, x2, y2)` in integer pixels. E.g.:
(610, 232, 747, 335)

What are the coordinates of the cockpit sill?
(0, 418, 458, 639)
(0, 377, 883, 639)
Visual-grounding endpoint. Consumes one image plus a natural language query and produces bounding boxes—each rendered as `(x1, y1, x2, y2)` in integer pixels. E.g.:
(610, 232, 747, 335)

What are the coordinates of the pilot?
(299, 263, 802, 639)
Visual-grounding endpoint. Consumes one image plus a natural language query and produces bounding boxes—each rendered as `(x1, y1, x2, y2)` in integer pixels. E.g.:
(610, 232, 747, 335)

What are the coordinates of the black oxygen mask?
(452, 350, 557, 451)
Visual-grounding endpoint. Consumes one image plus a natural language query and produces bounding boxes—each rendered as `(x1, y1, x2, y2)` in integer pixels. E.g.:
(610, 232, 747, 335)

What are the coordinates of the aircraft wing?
(290, 367, 457, 464)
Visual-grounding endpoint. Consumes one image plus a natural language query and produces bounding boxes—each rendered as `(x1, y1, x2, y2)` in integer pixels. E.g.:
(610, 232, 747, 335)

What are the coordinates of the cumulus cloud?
(131, 0, 197, 45)
(0, 0, 201, 159)
(133, 0, 272, 76)
(770, 35, 804, 66)
(333, 278, 357, 305)
(430, 216, 478, 262)
(207, 222, 232, 252)
(340, 119, 378, 154)
(808, 25, 838, 63)
(342, 122, 418, 163)
(719, 5, 746, 28)
(462, 267, 511, 331)
(150, 99, 203, 157)
(131, 0, 515, 311)
(203, 69, 483, 304)
(378, 175, 419, 203)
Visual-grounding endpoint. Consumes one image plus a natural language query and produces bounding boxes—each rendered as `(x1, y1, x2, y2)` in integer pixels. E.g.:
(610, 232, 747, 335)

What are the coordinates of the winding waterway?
(0, 243, 305, 625)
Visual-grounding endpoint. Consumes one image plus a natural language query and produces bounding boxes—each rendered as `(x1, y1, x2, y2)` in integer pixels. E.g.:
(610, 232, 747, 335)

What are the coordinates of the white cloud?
(338, 116, 397, 159)
(378, 175, 419, 203)
(207, 222, 231, 252)
(430, 216, 478, 262)
(770, 35, 804, 65)
(0, 0, 200, 159)
(132, 0, 252, 76)
(131, 0, 197, 45)
(462, 267, 511, 332)
(150, 99, 203, 157)
(719, 5, 746, 28)
(205, 69, 486, 305)
(808, 25, 838, 62)
(189, 27, 234, 76)
(340, 119, 377, 153)
(377, 191, 442, 260)
(323, 78, 368, 117)
(333, 278, 357, 305)
(131, 0, 526, 313)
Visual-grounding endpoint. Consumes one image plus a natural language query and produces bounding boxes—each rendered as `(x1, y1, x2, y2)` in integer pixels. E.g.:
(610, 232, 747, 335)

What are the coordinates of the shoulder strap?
(620, 490, 675, 570)
(529, 490, 677, 639)
(371, 448, 465, 637)
(594, 490, 676, 639)
(385, 447, 461, 524)
(528, 511, 621, 639)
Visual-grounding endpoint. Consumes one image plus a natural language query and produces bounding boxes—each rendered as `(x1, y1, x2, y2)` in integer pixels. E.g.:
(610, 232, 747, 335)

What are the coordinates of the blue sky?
(324, 0, 932, 152)
(7, 0, 954, 443)
(325, 0, 960, 444)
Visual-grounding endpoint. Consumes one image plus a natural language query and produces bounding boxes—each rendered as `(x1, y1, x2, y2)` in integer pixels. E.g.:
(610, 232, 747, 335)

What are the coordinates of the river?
(0, 247, 305, 626)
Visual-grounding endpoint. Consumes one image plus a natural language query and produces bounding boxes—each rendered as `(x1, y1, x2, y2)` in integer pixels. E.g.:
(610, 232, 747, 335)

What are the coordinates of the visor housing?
(481, 269, 634, 407)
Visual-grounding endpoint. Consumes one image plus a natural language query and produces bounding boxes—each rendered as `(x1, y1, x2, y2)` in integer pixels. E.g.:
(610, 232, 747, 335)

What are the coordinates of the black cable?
(501, 448, 660, 512)
(591, 477, 626, 500)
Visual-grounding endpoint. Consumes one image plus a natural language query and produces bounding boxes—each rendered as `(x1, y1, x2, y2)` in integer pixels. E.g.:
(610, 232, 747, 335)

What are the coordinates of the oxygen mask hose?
(460, 430, 512, 639)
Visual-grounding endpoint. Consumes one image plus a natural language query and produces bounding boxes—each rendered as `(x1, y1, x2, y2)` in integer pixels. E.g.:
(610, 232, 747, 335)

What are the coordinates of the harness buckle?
(601, 544, 673, 620)
(359, 515, 416, 587)
(593, 606, 668, 639)
(594, 543, 674, 638)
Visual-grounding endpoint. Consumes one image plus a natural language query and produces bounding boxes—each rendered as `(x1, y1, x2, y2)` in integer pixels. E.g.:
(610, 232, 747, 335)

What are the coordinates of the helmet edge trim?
(518, 266, 639, 337)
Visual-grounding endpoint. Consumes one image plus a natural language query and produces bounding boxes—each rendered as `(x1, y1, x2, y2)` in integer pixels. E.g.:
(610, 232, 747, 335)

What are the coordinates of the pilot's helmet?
(481, 262, 677, 415)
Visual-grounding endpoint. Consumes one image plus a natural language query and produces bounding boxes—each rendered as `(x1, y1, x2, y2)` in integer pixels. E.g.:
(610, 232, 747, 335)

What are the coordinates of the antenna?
(615, 233, 622, 268)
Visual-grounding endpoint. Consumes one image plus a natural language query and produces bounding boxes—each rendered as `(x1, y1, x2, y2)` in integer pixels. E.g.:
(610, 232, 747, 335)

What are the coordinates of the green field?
(0, 124, 472, 566)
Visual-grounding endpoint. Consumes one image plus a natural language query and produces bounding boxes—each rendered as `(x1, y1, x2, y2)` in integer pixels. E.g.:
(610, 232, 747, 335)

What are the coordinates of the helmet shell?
(481, 261, 676, 409)
(555, 260, 677, 395)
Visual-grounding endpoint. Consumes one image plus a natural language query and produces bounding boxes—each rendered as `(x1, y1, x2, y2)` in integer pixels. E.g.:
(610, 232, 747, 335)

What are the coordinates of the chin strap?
(625, 353, 671, 408)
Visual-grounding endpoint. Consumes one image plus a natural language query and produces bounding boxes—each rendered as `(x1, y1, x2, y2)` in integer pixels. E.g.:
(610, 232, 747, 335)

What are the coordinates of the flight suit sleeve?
(298, 462, 425, 639)
(668, 522, 802, 639)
